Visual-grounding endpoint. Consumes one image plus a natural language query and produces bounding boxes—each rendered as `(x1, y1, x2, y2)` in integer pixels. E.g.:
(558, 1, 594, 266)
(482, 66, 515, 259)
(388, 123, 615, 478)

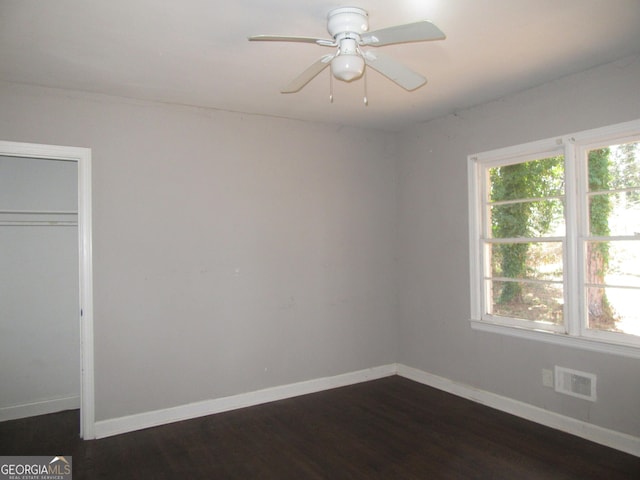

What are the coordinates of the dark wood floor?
(1, 376, 638, 479)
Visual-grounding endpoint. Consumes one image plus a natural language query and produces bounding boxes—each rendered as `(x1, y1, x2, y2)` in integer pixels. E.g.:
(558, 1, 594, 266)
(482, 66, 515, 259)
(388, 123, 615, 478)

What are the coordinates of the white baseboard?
(396, 364, 640, 458)
(0, 395, 80, 422)
(94, 364, 397, 439)
(92, 362, 639, 457)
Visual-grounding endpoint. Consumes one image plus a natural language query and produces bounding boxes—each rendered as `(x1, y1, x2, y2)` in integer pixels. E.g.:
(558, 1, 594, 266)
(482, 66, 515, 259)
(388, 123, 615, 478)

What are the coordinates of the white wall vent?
(554, 366, 597, 401)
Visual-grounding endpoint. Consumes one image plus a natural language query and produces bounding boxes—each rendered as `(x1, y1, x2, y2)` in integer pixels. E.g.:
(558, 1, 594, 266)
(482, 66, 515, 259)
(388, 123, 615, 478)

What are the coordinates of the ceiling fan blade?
(248, 35, 335, 47)
(361, 20, 445, 46)
(364, 51, 426, 91)
(281, 54, 335, 93)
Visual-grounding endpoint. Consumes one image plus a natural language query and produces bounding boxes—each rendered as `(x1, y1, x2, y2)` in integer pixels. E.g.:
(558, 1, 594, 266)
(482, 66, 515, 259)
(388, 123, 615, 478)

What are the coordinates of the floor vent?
(554, 366, 597, 401)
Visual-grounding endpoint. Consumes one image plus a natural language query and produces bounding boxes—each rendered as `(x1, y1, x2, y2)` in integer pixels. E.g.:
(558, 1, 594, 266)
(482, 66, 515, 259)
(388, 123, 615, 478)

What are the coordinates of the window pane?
(487, 280, 563, 325)
(489, 156, 564, 202)
(588, 142, 640, 192)
(490, 199, 565, 238)
(489, 242, 563, 281)
(586, 287, 640, 337)
(585, 240, 640, 335)
(588, 192, 640, 236)
(585, 241, 640, 288)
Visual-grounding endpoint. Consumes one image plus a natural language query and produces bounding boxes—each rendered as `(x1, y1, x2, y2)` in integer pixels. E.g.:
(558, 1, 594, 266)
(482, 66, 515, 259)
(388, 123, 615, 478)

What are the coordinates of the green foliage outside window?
(587, 149, 614, 326)
(489, 150, 616, 327)
(588, 148, 611, 258)
(490, 157, 563, 303)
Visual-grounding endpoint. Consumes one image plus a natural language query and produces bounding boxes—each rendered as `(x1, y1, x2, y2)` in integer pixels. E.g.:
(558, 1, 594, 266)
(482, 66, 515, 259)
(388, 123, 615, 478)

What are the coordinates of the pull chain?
(363, 67, 368, 106)
(329, 70, 334, 103)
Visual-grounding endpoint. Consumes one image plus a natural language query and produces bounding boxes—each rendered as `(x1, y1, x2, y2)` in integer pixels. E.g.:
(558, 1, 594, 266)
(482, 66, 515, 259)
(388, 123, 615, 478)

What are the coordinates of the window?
(468, 120, 640, 357)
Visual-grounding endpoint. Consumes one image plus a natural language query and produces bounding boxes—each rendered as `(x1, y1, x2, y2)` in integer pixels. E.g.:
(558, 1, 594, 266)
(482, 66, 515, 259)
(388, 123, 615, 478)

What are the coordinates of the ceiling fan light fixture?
(331, 54, 365, 82)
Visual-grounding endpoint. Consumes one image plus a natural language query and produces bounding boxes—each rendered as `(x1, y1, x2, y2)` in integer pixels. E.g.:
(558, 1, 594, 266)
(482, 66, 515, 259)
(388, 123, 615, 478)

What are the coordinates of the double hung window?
(468, 120, 640, 356)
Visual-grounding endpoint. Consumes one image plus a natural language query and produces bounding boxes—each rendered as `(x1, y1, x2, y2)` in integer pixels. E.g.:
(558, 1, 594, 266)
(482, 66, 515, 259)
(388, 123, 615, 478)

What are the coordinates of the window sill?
(470, 319, 640, 359)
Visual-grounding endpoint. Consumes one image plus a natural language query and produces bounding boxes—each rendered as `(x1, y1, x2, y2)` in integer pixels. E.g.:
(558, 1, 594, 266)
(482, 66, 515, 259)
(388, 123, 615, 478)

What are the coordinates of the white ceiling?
(1, 0, 639, 132)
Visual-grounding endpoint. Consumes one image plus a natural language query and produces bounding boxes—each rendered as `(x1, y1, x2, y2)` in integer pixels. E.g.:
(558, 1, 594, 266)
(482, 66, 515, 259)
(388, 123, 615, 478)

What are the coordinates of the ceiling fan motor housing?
(327, 7, 369, 38)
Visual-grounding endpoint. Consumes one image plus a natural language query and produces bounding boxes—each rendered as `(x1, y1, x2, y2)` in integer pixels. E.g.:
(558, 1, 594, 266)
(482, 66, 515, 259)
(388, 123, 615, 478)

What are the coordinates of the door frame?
(0, 140, 95, 439)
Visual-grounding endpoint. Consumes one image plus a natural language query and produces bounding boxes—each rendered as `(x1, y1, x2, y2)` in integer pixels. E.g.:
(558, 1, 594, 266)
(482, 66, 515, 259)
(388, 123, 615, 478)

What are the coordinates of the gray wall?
(0, 54, 638, 439)
(397, 55, 640, 437)
(0, 156, 79, 414)
(0, 83, 399, 421)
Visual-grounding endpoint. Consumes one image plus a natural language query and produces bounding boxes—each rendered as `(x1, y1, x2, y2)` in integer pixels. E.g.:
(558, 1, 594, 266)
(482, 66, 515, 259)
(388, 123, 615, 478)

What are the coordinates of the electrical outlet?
(542, 369, 553, 387)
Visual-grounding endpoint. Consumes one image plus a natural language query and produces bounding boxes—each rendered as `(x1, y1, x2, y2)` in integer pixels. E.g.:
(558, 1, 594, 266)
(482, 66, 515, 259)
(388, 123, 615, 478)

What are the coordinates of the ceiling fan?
(248, 6, 445, 96)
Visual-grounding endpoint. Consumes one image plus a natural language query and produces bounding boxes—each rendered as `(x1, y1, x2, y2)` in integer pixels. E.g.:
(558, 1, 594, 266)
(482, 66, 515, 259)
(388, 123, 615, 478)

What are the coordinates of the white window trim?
(468, 119, 640, 359)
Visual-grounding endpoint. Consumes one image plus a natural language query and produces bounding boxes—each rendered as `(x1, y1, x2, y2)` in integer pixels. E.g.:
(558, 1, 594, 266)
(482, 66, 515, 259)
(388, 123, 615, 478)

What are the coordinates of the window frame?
(468, 119, 640, 359)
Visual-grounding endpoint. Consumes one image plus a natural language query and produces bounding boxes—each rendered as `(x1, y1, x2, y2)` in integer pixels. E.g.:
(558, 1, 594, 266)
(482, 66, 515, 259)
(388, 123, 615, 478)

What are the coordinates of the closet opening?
(0, 141, 94, 439)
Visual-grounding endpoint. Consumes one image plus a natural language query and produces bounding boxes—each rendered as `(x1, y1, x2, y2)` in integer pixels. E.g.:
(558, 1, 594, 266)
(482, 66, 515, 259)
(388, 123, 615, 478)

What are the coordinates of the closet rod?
(0, 221, 78, 227)
(0, 210, 78, 215)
